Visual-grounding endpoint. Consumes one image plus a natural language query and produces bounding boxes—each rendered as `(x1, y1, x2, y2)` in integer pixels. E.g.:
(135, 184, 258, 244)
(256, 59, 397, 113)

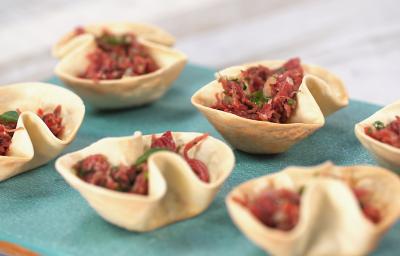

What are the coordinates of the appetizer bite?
(192, 58, 348, 154)
(55, 131, 234, 231)
(234, 176, 381, 235)
(78, 30, 159, 80)
(0, 106, 63, 156)
(74, 131, 210, 195)
(0, 83, 85, 181)
(226, 162, 400, 256)
(53, 22, 187, 109)
(355, 100, 400, 172)
(364, 117, 400, 149)
(212, 58, 303, 123)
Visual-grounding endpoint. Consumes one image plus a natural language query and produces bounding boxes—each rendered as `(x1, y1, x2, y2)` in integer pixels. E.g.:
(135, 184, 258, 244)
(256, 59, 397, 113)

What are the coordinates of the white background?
(1, 0, 399, 106)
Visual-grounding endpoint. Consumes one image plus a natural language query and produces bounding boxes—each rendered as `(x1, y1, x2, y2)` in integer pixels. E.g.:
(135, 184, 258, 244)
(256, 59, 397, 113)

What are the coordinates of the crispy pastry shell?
(355, 100, 400, 173)
(191, 61, 348, 154)
(55, 132, 235, 232)
(226, 162, 400, 256)
(53, 23, 186, 109)
(0, 82, 85, 181)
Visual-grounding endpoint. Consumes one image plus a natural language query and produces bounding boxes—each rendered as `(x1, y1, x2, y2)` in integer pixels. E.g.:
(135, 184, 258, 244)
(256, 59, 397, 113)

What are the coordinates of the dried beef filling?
(236, 183, 380, 230)
(74, 154, 148, 195)
(236, 188, 300, 231)
(364, 116, 400, 148)
(0, 111, 17, 156)
(212, 58, 304, 123)
(0, 106, 64, 156)
(37, 105, 64, 138)
(318, 172, 382, 224)
(74, 26, 85, 36)
(78, 29, 159, 81)
(74, 131, 210, 195)
(352, 187, 381, 223)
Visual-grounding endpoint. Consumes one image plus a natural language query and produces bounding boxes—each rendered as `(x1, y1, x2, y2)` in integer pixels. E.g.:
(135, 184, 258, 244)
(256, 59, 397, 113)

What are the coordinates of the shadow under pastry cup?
(226, 162, 400, 256)
(191, 60, 349, 154)
(53, 22, 187, 109)
(355, 100, 400, 173)
(0, 82, 85, 181)
(55, 131, 235, 232)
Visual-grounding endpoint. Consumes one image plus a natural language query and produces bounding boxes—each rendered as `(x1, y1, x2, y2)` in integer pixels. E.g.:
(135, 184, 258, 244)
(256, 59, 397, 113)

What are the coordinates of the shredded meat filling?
(0, 106, 63, 156)
(78, 29, 159, 81)
(75, 131, 210, 195)
(212, 58, 303, 123)
(365, 116, 400, 148)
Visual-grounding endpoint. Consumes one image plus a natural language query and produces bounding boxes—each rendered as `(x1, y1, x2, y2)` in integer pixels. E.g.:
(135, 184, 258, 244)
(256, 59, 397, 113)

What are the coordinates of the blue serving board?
(0, 64, 398, 255)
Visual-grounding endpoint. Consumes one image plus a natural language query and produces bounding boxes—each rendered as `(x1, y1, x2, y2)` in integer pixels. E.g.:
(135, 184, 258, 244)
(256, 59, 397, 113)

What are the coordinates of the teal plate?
(0, 64, 398, 255)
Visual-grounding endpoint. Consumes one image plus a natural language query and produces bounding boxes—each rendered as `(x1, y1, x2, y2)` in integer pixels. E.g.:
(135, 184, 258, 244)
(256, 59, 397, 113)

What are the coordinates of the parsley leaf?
(275, 67, 286, 74)
(242, 81, 248, 90)
(135, 148, 170, 166)
(373, 121, 385, 130)
(298, 186, 305, 195)
(287, 99, 296, 106)
(249, 91, 271, 106)
(228, 77, 247, 90)
(99, 35, 127, 46)
(0, 111, 19, 123)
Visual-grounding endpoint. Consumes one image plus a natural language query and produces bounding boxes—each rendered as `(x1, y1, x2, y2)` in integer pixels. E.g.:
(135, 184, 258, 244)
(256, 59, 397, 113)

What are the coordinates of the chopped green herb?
(135, 148, 170, 166)
(275, 67, 286, 73)
(227, 77, 240, 83)
(287, 99, 296, 106)
(227, 77, 248, 90)
(77, 167, 90, 176)
(0, 111, 19, 123)
(242, 81, 248, 90)
(299, 186, 305, 195)
(99, 35, 127, 46)
(250, 91, 271, 106)
(373, 121, 385, 130)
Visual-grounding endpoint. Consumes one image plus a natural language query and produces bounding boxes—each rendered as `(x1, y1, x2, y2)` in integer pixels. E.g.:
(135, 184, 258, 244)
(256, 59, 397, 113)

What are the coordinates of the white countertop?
(1, 0, 399, 106)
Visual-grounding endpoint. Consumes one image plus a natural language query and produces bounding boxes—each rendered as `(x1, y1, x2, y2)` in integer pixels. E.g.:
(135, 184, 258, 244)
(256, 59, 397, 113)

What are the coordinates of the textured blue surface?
(0, 64, 398, 256)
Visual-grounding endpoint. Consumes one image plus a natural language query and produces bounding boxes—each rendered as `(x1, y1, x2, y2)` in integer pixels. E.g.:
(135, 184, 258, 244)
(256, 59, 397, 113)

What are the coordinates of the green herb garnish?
(287, 99, 296, 106)
(99, 35, 128, 46)
(242, 81, 248, 90)
(299, 186, 305, 195)
(249, 91, 271, 106)
(0, 111, 19, 123)
(373, 121, 385, 130)
(275, 67, 286, 73)
(227, 77, 248, 90)
(227, 78, 240, 83)
(144, 171, 149, 180)
(135, 148, 170, 166)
